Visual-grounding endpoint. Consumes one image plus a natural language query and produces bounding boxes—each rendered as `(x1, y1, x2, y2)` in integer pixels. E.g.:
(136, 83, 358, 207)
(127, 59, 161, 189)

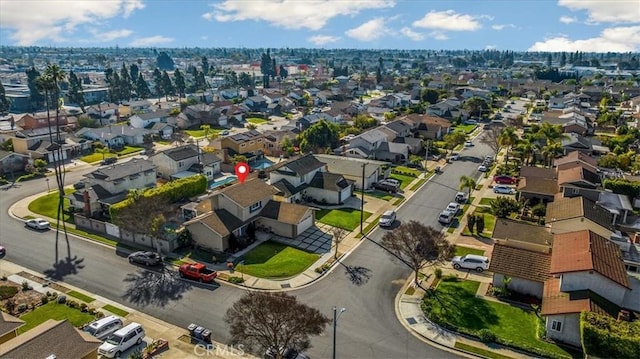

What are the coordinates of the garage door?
(297, 215, 314, 236)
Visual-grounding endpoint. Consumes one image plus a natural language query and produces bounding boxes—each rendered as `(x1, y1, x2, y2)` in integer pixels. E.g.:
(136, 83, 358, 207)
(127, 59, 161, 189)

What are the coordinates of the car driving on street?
(379, 210, 397, 227)
(127, 251, 162, 266)
(25, 218, 50, 230)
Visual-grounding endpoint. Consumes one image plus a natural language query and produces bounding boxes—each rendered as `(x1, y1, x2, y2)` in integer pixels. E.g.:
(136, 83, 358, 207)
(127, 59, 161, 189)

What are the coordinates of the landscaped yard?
(422, 279, 573, 358)
(389, 173, 416, 190)
(364, 191, 395, 201)
(479, 198, 494, 206)
(184, 128, 222, 138)
(462, 206, 496, 236)
(315, 208, 372, 231)
(79, 152, 116, 163)
(454, 245, 485, 257)
(28, 189, 74, 221)
(66, 290, 95, 303)
(235, 241, 319, 279)
(102, 304, 129, 317)
(17, 302, 96, 334)
(392, 166, 421, 177)
(446, 197, 474, 233)
(452, 124, 478, 134)
(116, 146, 143, 156)
(246, 117, 269, 124)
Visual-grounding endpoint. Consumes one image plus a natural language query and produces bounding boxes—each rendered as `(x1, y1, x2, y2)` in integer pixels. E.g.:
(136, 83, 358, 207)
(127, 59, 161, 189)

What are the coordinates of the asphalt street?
(0, 137, 492, 358)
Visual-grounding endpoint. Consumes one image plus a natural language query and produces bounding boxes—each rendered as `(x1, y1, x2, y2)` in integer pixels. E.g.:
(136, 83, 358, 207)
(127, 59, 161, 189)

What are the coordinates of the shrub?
(0, 285, 18, 300)
(17, 303, 28, 313)
(21, 280, 30, 291)
(67, 300, 79, 309)
(57, 295, 66, 304)
(434, 268, 443, 279)
(41, 295, 49, 305)
(49, 292, 58, 300)
(477, 329, 497, 343)
(581, 311, 640, 359)
(228, 276, 244, 284)
(1, 274, 7, 281)
(4, 298, 16, 313)
(88, 307, 97, 315)
(80, 303, 88, 312)
(95, 311, 105, 319)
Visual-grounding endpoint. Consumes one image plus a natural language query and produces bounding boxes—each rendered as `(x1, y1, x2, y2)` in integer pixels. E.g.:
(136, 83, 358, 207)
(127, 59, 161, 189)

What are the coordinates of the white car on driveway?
(451, 254, 490, 272)
(25, 218, 50, 230)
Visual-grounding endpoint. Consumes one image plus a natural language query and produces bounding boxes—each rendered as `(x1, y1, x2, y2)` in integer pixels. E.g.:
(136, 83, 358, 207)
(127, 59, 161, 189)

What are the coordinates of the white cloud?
(492, 24, 516, 31)
(345, 18, 389, 42)
(90, 29, 134, 42)
(413, 10, 483, 31)
(129, 35, 174, 47)
(558, 0, 640, 23)
(0, 0, 145, 45)
(308, 35, 341, 45)
(205, 0, 395, 30)
(201, 36, 209, 40)
(400, 27, 424, 41)
(559, 16, 577, 24)
(528, 26, 640, 52)
(429, 31, 448, 41)
(485, 45, 497, 50)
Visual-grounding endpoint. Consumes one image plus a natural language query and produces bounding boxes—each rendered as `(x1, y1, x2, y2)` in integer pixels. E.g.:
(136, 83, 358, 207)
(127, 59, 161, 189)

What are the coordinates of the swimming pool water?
(210, 176, 238, 189)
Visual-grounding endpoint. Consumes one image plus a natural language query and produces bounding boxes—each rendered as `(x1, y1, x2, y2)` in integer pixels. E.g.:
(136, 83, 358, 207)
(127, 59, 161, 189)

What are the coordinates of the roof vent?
(46, 355, 57, 359)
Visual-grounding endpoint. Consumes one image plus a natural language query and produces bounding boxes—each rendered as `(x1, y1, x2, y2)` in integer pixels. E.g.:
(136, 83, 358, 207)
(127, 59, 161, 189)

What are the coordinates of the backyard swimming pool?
(209, 176, 238, 189)
(251, 158, 274, 170)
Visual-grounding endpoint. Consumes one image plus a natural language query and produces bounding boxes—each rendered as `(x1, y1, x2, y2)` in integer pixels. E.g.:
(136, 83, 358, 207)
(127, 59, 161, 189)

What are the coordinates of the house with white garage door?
(183, 178, 315, 252)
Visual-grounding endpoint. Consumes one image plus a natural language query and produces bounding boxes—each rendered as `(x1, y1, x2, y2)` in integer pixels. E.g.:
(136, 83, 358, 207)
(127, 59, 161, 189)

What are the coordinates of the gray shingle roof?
(84, 159, 156, 181)
(308, 171, 350, 191)
(160, 145, 199, 161)
(280, 154, 325, 176)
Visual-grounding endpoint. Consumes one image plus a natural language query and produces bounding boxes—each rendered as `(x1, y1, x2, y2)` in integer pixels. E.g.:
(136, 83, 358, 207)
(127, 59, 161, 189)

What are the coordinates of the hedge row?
(581, 311, 640, 359)
(603, 178, 640, 198)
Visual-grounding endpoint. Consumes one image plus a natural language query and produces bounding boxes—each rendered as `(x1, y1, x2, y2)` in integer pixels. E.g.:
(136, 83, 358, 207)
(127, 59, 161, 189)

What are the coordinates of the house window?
(250, 141, 255, 145)
(572, 188, 580, 194)
(249, 201, 262, 213)
(551, 320, 562, 332)
(241, 143, 246, 148)
(178, 161, 184, 167)
(257, 139, 262, 143)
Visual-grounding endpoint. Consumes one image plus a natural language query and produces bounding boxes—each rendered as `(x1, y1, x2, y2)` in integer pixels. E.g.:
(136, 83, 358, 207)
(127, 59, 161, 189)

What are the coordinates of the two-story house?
(129, 109, 170, 129)
(176, 104, 226, 129)
(0, 150, 30, 178)
(150, 144, 221, 181)
(270, 154, 353, 205)
(545, 196, 614, 239)
(69, 159, 157, 216)
(87, 103, 119, 120)
(313, 154, 388, 191)
(11, 129, 73, 162)
(401, 114, 452, 140)
(542, 229, 639, 347)
(16, 112, 70, 131)
(219, 130, 264, 162)
(245, 95, 267, 112)
(183, 178, 315, 251)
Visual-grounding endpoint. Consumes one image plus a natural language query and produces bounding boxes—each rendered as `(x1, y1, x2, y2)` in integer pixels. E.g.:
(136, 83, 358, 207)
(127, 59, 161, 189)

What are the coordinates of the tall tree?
(26, 66, 44, 111)
(152, 68, 164, 98)
(161, 71, 174, 100)
(135, 74, 151, 99)
(0, 81, 12, 114)
(225, 292, 330, 357)
(119, 63, 132, 101)
(201, 56, 209, 75)
(261, 50, 272, 88)
(380, 221, 454, 286)
(67, 70, 85, 111)
(156, 51, 175, 70)
(498, 126, 519, 162)
(463, 96, 489, 118)
(560, 52, 567, 67)
(129, 63, 139, 84)
(479, 126, 501, 157)
(173, 69, 185, 98)
(238, 72, 253, 87)
(458, 175, 477, 201)
(297, 120, 340, 153)
(108, 71, 121, 103)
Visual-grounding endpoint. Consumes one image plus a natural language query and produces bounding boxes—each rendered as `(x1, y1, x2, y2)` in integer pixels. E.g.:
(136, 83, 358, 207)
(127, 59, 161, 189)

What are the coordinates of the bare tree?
(225, 292, 330, 358)
(380, 221, 454, 286)
(331, 227, 346, 259)
(479, 127, 501, 157)
(112, 191, 171, 251)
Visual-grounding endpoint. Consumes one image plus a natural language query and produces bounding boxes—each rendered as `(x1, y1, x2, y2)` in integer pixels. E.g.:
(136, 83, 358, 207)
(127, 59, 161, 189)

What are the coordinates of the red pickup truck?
(178, 263, 217, 283)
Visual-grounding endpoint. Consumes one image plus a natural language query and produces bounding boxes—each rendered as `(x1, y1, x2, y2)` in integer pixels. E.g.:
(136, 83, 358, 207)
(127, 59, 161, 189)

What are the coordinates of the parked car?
(446, 202, 461, 215)
(101, 157, 117, 165)
(451, 254, 490, 272)
(221, 130, 230, 135)
(265, 347, 310, 359)
(73, 182, 85, 190)
(98, 322, 145, 358)
(25, 218, 50, 230)
(464, 119, 478, 125)
(464, 141, 473, 147)
(379, 210, 396, 227)
(438, 210, 455, 224)
(493, 185, 515, 194)
(83, 315, 124, 341)
(373, 180, 399, 193)
(455, 192, 469, 203)
(178, 263, 217, 283)
(478, 165, 488, 172)
(449, 153, 459, 161)
(494, 175, 517, 184)
(128, 251, 162, 266)
(383, 178, 400, 187)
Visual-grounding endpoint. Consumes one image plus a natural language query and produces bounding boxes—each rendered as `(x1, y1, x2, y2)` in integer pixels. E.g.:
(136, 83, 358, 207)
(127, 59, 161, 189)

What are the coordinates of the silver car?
(25, 218, 50, 230)
(379, 210, 396, 227)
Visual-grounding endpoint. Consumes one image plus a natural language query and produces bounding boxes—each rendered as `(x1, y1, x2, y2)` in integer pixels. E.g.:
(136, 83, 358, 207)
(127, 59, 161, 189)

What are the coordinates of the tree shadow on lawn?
(121, 266, 194, 307)
(430, 282, 499, 331)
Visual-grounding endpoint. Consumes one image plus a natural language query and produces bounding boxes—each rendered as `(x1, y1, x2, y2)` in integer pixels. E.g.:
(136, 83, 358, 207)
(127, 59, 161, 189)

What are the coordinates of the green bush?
(21, 280, 30, 291)
(41, 295, 49, 305)
(477, 329, 497, 343)
(95, 311, 105, 319)
(581, 311, 640, 359)
(603, 178, 640, 198)
(0, 286, 18, 300)
(228, 276, 244, 284)
(434, 268, 443, 279)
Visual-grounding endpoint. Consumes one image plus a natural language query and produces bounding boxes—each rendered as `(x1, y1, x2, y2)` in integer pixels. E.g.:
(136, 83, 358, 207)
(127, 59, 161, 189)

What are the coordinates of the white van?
(98, 322, 145, 358)
(83, 315, 123, 340)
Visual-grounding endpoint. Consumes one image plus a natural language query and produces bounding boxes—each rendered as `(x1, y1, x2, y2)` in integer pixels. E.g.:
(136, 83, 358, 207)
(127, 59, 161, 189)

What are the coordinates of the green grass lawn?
(236, 241, 320, 279)
(423, 279, 573, 358)
(103, 304, 129, 317)
(246, 117, 269, 124)
(452, 124, 478, 134)
(389, 173, 416, 190)
(315, 208, 372, 231)
(462, 207, 497, 236)
(479, 198, 494, 206)
(66, 290, 96, 303)
(364, 191, 395, 201)
(184, 128, 222, 138)
(454, 342, 514, 359)
(116, 146, 143, 156)
(392, 166, 422, 176)
(18, 302, 96, 334)
(454, 245, 485, 257)
(28, 189, 74, 221)
(79, 152, 117, 163)
(409, 177, 428, 191)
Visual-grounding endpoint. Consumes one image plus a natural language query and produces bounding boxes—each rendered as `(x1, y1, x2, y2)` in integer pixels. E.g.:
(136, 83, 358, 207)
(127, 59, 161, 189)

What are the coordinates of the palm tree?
(459, 175, 477, 201)
(541, 142, 563, 167)
(498, 127, 519, 163)
(515, 137, 535, 166)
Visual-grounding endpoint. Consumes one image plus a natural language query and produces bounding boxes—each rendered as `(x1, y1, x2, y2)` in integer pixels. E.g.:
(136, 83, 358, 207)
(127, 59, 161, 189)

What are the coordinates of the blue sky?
(1, 0, 639, 52)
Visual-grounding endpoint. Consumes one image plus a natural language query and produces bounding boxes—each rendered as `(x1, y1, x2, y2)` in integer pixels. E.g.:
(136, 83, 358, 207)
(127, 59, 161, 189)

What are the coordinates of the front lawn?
(422, 279, 573, 358)
(462, 206, 496, 236)
(364, 191, 395, 201)
(247, 117, 268, 124)
(66, 290, 95, 303)
(236, 241, 319, 279)
(28, 189, 74, 221)
(392, 166, 421, 177)
(315, 208, 372, 231)
(452, 124, 478, 134)
(184, 128, 222, 138)
(389, 173, 416, 190)
(479, 198, 494, 206)
(116, 146, 143, 156)
(18, 302, 96, 334)
(79, 152, 116, 163)
(454, 245, 485, 257)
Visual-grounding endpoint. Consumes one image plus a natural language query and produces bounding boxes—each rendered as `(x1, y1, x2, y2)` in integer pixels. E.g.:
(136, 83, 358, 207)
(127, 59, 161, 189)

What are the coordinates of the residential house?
(562, 118, 591, 136)
(183, 178, 314, 251)
(557, 166, 601, 200)
(517, 166, 558, 204)
(15, 112, 70, 131)
(81, 87, 110, 105)
(219, 129, 264, 162)
(0, 150, 30, 178)
(313, 154, 388, 190)
(545, 196, 614, 239)
(10, 129, 74, 162)
(0, 312, 24, 345)
(263, 129, 298, 157)
(150, 144, 221, 181)
(87, 103, 119, 119)
(489, 219, 553, 298)
(548, 96, 565, 109)
(245, 95, 267, 112)
(176, 104, 226, 129)
(129, 109, 170, 129)
(553, 151, 598, 172)
(75, 126, 125, 149)
(121, 99, 153, 114)
(295, 113, 336, 131)
(269, 154, 353, 204)
(561, 133, 593, 154)
(400, 114, 452, 140)
(0, 319, 102, 359)
(70, 159, 157, 216)
(542, 230, 639, 347)
(148, 121, 175, 140)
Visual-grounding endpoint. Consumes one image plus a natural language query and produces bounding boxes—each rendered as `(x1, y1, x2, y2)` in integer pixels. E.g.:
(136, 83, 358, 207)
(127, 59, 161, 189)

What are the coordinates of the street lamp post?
(360, 163, 365, 234)
(332, 306, 346, 359)
(45, 178, 50, 192)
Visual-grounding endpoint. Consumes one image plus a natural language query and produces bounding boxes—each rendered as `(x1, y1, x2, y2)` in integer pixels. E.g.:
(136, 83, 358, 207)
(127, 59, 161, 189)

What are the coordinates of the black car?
(127, 251, 162, 266)
(101, 157, 117, 165)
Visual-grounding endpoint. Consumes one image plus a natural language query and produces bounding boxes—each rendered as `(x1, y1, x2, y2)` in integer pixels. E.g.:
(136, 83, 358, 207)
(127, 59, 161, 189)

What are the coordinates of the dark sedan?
(127, 251, 162, 266)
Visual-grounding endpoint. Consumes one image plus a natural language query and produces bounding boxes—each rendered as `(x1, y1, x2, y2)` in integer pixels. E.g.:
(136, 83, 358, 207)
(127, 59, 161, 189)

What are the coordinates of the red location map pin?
(234, 162, 250, 184)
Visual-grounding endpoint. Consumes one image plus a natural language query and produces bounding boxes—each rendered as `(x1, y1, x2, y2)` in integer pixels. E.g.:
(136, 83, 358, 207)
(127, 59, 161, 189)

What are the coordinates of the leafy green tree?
(201, 56, 210, 75)
(152, 68, 164, 98)
(498, 126, 519, 162)
(459, 175, 477, 200)
(238, 72, 253, 87)
(161, 71, 174, 100)
(0, 138, 13, 151)
(108, 71, 121, 103)
(135, 74, 151, 99)
(420, 88, 439, 104)
(443, 131, 466, 155)
(156, 51, 175, 71)
(173, 69, 186, 99)
(490, 197, 521, 218)
(129, 63, 139, 84)
(466, 214, 476, 233)
(297, 120, 340, 153)
(260, 50, 272, 88)
(67, 70, 85, 111)
(26, 66, 44, 110)
(0, 81, 12, 114)
(231, 154, 247, 164)
(532, 203, 546, 223)
(119, 63, 132, 101)
(463, 97, 489, 118)
(353, 114, 377, 129)
(475, 214, 485, 233)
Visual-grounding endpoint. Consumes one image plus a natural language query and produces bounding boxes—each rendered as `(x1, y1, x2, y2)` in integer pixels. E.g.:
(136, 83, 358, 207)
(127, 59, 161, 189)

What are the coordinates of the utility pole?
(332, 306, 346, 359)
(360, 163, 365, 234)
(424, 139, 430, 170)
